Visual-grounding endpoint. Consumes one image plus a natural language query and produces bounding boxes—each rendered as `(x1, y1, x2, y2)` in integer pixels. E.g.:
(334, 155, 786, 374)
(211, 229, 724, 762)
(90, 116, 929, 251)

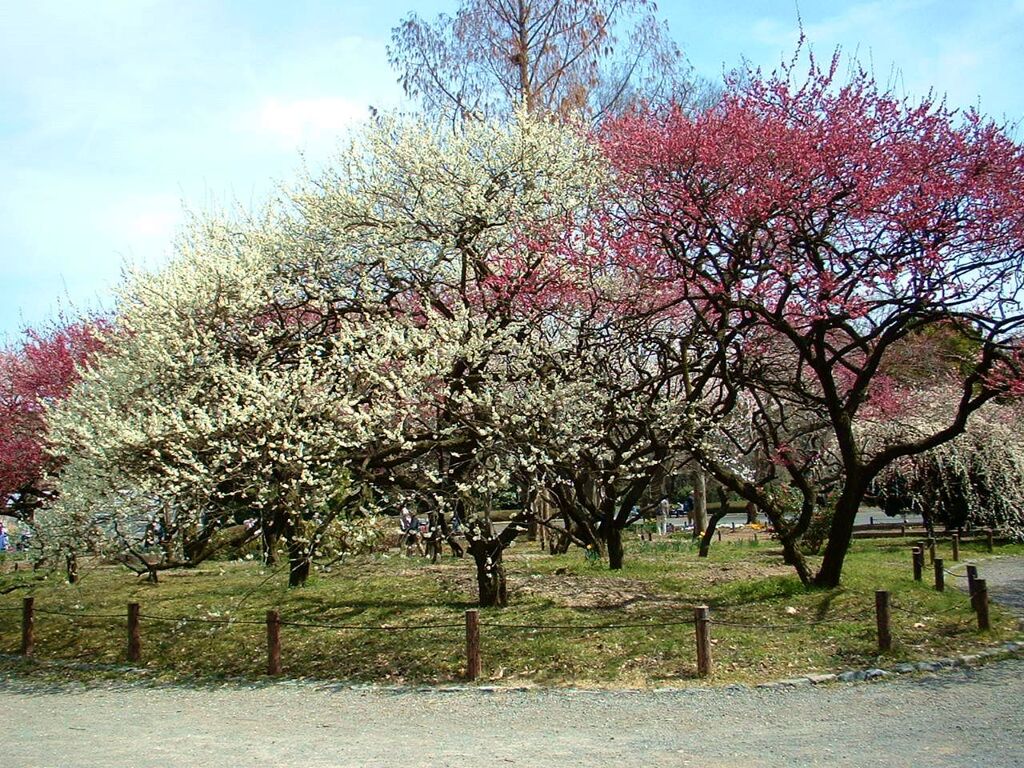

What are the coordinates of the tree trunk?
(745, 501, 758, 525)
(525, 485, 538, 542)
(814, 491, 863, 588)
(183, 523, 218, 566)
(781, 535, 812, 585)
(692, 470, 707, 539)
(160, 506, 175, 562)
(65, 552, 79, 584)
(699, 509, 729, 558)
(468, 538, 507, 607)
(287, 539, 311, 587)
(548, 526, 571, 554)
(439, 513, 464, 558)
(606, 526, 624, 570)
(755, 503, 813, 585)
(262, 525, 278, 566)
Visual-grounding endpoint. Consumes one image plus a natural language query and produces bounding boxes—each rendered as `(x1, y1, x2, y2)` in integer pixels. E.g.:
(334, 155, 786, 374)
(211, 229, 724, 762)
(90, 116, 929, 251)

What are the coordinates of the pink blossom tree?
(0, 320, 106, 523)
(599, 54, 1024, 586)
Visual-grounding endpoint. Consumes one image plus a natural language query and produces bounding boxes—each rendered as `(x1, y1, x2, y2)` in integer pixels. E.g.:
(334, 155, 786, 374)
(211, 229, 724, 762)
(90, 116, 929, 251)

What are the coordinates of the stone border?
(750, 638, 1024, 690)
(3, 638, 1023, 694)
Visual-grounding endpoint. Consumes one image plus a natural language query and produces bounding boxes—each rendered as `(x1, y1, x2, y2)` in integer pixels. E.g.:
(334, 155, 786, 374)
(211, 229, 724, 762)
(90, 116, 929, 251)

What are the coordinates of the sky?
(1, 0, 1022, 339)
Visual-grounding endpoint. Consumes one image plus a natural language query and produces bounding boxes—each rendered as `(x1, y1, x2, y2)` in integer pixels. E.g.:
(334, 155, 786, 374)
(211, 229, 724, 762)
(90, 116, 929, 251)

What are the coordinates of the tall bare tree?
(388, 0, 696, 123)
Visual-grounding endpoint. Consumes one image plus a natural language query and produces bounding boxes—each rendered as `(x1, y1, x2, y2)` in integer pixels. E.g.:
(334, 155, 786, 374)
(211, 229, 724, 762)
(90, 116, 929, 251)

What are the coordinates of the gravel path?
(3, 661, 1024, 768)
(954, 556, 1024, 616)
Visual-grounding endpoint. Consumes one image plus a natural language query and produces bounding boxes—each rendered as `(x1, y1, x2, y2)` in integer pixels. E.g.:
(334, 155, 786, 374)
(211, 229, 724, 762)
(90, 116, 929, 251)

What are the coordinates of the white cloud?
(244, 96, 369, 150)
(97, 194, 183, 263)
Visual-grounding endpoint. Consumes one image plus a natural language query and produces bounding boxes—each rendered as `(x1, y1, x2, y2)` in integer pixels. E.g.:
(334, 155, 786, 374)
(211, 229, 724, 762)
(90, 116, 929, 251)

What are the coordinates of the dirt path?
(3, 659, 1024, 768)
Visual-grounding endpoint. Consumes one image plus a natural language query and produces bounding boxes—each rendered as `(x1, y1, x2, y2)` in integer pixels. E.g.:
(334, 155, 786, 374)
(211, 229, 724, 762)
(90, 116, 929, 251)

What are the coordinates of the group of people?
(657, 494, 695, 535)
(0, 521, 30, 553)
(398, 506, 461, 558)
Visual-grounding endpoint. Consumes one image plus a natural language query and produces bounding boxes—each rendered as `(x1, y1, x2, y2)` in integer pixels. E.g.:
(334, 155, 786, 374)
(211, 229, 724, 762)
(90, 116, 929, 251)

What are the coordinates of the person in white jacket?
(658, 498, 670, 536)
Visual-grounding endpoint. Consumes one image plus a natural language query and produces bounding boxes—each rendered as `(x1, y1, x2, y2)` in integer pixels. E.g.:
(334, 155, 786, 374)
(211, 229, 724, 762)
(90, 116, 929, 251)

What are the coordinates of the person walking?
(658, 498, 670, 536)
(682, 493, 695, 528)
(398, 507, 424, 557)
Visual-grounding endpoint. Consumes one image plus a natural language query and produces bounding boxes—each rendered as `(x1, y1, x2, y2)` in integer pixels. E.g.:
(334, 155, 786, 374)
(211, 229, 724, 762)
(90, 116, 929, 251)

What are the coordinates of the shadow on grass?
(706, 575, 807, 609)
(811, 587, 846, 621)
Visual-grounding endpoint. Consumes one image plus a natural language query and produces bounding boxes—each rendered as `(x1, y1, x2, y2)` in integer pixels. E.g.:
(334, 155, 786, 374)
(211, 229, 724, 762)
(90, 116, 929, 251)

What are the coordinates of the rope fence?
(0, 537, 1002, 678)
(478, 618, 696, 630)
(1, 556, 998, 681)
(710, 612, 873, 631)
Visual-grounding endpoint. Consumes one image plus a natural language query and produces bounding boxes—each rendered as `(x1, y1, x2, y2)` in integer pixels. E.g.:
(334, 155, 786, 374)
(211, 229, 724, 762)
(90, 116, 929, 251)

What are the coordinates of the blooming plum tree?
(869, 388, 1024, 539)
(46, 217, 462, 585)
(0, 320, 106, 521)
(285, 111, 613, 602)
(47, 113, 610, 601)
(599, 53, 1024, 586)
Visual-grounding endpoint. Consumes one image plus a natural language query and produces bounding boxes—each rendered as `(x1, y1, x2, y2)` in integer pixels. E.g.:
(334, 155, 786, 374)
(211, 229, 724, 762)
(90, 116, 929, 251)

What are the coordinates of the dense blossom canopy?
(0, 321, 106, 518)
(595, 55, 1024, 584)
(26, 56, 1024, 592)
(42, 114, 616, 590)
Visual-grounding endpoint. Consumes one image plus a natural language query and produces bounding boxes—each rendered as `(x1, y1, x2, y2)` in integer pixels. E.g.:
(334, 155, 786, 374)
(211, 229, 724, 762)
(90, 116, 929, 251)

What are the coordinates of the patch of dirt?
(434, 567, 669, 610)
(698, 561, 792, 585)
(517, 573, 673, 611)
(433, 558, 792, 612)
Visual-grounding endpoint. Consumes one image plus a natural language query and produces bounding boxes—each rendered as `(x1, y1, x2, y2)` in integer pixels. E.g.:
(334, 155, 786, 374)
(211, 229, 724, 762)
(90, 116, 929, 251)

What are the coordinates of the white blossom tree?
(47, 112, 613, 603)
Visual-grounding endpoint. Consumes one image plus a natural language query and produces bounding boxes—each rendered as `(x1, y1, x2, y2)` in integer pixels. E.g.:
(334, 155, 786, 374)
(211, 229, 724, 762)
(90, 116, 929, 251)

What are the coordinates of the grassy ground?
(0, 532, 1020, 688)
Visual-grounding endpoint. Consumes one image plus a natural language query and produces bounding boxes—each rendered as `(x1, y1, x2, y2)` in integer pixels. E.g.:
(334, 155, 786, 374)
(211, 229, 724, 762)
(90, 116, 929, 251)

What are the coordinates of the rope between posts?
(139, 613, 263, 626)
(1, 604, 886, 632)
(279, 620, 464, 631)
(140, 613, 465, 631)
(709, 604, 873, 626)
(1, 604, 463, 632)
(891, 589, 984, 616)
(711, 614, 869, 630)
(32, 608, 125, 621)
(480, 619, 696, 631)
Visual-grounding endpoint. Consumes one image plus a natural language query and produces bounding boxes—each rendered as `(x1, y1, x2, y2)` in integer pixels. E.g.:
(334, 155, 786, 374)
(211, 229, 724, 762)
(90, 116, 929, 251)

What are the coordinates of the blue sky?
(1, 0, 1022, 339)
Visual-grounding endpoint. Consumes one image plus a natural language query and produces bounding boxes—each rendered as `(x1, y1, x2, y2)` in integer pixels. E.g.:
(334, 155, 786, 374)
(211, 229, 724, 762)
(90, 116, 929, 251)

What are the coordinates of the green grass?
(0, 534, 1020, 688)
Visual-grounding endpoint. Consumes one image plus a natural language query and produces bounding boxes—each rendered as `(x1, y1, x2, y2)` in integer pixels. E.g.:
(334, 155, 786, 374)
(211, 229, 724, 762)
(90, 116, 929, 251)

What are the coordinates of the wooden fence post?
(875, 591, 892, 652)
(966, 564, 978, 596)
(912, 547, 923, 581)
(986, 529, 994, 553)
(127, 603, 141, 662)
(465, 609, 481, 681)
(21, 597, 34, 656)
(927, 538, 936, 565)
(951, 534, 960, 562)
(266, 610, 282, 675)
(694, 605, 713, 678)
(972, 579, 990, 631)
(933, 559, 944, 592)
